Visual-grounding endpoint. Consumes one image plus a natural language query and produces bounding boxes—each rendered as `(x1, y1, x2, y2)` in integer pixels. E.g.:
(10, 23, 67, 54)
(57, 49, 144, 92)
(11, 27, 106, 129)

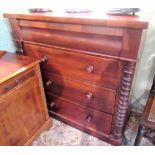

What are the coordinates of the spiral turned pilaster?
(113, 62, 136, 139)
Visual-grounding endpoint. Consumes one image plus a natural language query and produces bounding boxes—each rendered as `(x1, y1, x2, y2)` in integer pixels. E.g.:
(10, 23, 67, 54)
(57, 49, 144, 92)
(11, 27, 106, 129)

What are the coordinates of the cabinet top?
(0, 51, 40, 84)
(3, 11, 148, 29)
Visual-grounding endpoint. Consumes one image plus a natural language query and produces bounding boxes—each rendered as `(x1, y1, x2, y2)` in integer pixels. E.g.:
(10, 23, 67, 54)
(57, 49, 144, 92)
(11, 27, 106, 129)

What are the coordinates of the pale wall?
(131, 10, 155, 111)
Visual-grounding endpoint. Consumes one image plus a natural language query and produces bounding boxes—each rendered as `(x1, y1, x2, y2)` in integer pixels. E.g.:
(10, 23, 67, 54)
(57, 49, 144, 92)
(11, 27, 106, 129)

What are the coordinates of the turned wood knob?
(17, 48, 24, 54)
(86, 92, 93, 100)
(45, 80, 52, 87)
(50, 102, 55, 108)
(41, 56, 48, 63)
(86, 115, 92, 122)
(86, 65, 94, 73)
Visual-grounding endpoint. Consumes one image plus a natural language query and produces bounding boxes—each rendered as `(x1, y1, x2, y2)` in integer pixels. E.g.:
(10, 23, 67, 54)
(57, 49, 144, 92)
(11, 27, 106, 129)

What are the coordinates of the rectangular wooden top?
(0, 51, 40, 84)
(3, 11, 148, 29)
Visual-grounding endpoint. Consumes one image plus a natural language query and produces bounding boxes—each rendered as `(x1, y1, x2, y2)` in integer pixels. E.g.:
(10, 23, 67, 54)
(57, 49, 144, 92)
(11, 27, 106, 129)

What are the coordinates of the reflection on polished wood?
(0, 51, 52, 146)
(4, 12, 148, 145)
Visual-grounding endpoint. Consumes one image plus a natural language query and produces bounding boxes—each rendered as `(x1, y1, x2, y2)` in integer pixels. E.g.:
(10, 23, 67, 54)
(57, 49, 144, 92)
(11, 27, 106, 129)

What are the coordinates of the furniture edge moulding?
(35, 64, 50, 120)
(120, 29, 144, 60)
(3, 13, 148, 29)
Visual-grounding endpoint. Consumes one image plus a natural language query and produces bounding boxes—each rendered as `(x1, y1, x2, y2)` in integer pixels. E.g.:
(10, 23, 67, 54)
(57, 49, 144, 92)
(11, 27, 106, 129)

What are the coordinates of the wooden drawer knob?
(86, 92, 93, 100)
(45, 80, 52, 87)
(41, 56, 48, 63)
(49, 102, 55, 108)
(86, 65, 94, 73)
(86, 115, 92, 122)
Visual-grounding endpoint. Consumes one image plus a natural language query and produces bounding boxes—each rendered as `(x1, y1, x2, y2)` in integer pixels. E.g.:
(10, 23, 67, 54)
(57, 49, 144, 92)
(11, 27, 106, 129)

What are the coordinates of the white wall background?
(0, 0, 155, 111)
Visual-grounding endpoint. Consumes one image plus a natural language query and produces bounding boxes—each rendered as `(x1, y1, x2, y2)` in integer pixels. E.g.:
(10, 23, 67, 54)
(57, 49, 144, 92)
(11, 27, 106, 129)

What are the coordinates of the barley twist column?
(113, 61, 136, 139)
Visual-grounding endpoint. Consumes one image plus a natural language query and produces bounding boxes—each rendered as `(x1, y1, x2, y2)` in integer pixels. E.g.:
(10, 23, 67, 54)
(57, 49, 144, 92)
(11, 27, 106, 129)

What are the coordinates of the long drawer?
(20, 22, 122, 56)
(43, 72, 116, 114)
(24, 43, 121, 89)
(47, 95, 112, 134)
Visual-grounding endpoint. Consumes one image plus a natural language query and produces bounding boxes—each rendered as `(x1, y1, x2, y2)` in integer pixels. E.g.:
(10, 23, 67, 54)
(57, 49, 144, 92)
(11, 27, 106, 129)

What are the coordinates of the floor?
(32, 113, 153, 146)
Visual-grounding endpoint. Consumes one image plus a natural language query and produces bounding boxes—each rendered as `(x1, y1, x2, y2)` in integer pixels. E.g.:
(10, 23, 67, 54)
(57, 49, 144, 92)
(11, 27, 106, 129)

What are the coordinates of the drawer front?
(20, 22, 122, 56)
(0, 73, 46, 145)
(43, 72, 116, 114)
(47, 95, 112, 134)
(0, 68, 35, 97)
(24, 43, 121, 89)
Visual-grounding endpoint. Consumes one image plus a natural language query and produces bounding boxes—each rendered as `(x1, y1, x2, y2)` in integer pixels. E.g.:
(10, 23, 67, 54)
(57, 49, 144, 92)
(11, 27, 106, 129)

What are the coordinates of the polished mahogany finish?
(43, 72, 116, 114)
(47, 95, 112, 135)
(4, 12, 148, 28)
(24, 43, 120, 89)
(4, 12, 148, 145)
(0, 51, 52, 146)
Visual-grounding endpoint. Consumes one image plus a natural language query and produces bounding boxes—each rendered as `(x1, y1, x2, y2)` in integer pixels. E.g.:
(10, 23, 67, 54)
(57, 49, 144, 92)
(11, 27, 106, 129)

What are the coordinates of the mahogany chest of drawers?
(4, 12, 148, 145)
(0, 51, 51, 145)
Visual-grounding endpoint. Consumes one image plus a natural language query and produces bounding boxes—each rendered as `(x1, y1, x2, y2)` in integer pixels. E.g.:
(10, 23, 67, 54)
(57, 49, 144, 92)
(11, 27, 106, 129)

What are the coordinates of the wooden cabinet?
(0, 51, 52, 145)
(4, 12, 148, 145)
